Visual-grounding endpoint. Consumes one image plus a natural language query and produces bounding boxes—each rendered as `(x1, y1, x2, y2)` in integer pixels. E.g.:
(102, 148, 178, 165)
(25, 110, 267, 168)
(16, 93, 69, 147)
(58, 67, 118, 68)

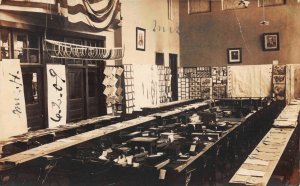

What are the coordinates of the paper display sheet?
(132, 64, 160, 110)
(0, 59, 28, 140)
(47, 64, 67, 128)
(228, 65, 272, 97)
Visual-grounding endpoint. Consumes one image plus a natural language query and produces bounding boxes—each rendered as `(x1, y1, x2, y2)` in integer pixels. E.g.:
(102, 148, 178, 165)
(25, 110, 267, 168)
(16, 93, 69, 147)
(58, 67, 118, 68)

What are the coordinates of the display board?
(178, 67, 212, 99)
(124, 64, 135, 114)
(103, 66, 124, 114)
(178, 67, 190, 100)
(285, 64, 300, 103)
(157, 65, 172, 103)
(212, 66, 227, 98)
(0, 59, 27, 140)
(272, 65, 286, 101)
(228, 65, 272, 98)
(132, 64, 160, 110)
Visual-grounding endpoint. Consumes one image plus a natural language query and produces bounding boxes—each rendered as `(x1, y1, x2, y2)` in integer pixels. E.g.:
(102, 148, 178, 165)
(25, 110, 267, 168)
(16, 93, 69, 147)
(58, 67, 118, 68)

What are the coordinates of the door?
(294, 66, 300, 98)
(87, 68, 100, 117)
(169, 54, 178, 101)
(67, 68, 85, 122)
(22, 67, 45, 130)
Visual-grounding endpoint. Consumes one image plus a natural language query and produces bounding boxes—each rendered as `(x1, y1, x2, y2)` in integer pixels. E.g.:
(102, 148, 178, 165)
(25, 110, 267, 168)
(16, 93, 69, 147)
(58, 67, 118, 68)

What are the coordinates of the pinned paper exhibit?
(116, 67, 124, 76)
(104, 67, 113, 76)
(116, 95, 123, 103)
(104, 86, 117, 96)
(116, 87, 123, 95)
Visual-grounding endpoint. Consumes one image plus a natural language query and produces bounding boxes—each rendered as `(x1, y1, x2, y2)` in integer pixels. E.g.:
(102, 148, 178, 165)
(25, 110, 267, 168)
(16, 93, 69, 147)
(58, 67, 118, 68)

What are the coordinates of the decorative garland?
(44, 39, 124, 61)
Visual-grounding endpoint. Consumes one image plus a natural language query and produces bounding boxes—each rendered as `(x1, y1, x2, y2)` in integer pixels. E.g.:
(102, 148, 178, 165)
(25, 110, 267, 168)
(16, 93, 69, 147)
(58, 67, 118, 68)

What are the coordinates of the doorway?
(22, 67, 45, 130)
(169, 54, 178, 101)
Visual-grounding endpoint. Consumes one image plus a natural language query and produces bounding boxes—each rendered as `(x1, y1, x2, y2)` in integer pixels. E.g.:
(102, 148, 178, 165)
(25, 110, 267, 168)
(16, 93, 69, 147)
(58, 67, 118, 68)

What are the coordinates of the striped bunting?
(60, 0, 120, 32)
(4, 0, 55, 4)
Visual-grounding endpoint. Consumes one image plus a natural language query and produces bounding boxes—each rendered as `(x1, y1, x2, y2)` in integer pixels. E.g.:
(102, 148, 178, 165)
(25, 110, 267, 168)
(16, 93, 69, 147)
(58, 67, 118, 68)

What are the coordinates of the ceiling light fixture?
(260, 0, 270, 25)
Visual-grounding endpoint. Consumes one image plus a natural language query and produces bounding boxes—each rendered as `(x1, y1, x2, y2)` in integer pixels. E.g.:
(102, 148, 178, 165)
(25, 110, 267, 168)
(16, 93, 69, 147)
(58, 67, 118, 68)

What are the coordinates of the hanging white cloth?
(0, 59, 28, 140)
(46, 64, 67, 128)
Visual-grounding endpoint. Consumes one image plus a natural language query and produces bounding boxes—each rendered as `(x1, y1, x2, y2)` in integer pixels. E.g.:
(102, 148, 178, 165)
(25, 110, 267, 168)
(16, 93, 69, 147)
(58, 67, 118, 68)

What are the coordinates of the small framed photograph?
(227, 48, 242, 64)
(136, 27, 146, 51)
(263, 33, 279, 51)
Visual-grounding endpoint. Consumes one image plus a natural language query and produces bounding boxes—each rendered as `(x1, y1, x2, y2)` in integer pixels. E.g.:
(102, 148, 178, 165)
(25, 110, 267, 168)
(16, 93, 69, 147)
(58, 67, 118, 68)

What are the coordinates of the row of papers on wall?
(102, 66, 124, 114)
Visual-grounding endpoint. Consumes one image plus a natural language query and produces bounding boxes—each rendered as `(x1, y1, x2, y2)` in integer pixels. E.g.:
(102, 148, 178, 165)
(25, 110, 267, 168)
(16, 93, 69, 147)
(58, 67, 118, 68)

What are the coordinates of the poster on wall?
(0, 59, 28, 140)
(47, 64, 67, 128)
(211, 67, 227, 98)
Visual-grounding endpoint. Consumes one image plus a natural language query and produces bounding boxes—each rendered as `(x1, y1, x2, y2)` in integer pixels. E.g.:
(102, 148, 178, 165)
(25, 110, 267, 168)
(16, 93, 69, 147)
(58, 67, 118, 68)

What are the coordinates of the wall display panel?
(132, 64, 160, 110)
(103, 66, 124, 114)
(211, 66, 227, 98)
(157, 65, 172, 103)
(186, 67, 211, 99)
(272, 65, 286, 101)
(0, 59, 28, 140)
(124, 64, 135, 114)
(294, 66, 300, 99)
(228, 65, 272, 97)
(178, 67, 212, 99)
(177, 67, 190, 100)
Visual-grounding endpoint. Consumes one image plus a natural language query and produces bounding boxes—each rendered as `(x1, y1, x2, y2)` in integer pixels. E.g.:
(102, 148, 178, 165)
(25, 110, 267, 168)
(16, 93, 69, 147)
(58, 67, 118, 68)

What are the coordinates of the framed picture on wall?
(227, 48, 242, 64)
(263, 33, 280, 51)
(136, 27, 146, 51)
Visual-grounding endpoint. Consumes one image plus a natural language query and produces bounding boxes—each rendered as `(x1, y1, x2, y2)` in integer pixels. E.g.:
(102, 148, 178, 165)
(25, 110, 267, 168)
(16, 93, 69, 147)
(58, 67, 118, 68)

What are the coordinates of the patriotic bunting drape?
(1, 0, 120, 32)
(60, 0, 120, 32)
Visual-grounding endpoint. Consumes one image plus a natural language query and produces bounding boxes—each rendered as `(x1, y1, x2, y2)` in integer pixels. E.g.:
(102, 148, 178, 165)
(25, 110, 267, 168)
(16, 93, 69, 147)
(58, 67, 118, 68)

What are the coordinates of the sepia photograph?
(136, 27, 146, 51)
(227, 48, 242, 64)
(263, 32, 280, 51)
(0, 0, 299, 186)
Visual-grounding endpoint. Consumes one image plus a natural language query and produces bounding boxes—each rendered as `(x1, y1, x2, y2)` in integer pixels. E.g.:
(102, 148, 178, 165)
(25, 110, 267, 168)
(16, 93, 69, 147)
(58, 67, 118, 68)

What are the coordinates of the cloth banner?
(60, 0, 119, 32)
(132, 64, 159, 110)
(0, 59, 27, 140)
(286, 64, 300, 102)
(6, 0, 55, 4)
(228, 65, 272, 97)
(47, 64, 67, 128)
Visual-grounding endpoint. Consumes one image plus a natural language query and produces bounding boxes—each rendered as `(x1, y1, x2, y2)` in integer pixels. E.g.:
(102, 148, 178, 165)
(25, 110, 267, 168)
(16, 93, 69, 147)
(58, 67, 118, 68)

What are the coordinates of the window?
(23, 72, 39, 104)
(258, 0, 285, 7)
(155, 52, 164, 66)
(13, 31, 40, 63)
(69, 71, 83, 99)
(0, 29, 11, 59)
(167, 0, 173, 20)
(222, 0, 247, 10)
(188, 0, 211, 14)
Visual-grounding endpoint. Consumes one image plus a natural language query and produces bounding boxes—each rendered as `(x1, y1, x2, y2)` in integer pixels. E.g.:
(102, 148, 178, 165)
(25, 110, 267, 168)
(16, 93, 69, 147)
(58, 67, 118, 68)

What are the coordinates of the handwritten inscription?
(49, 68, 65, 122)
(8, 71, 23, 118)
